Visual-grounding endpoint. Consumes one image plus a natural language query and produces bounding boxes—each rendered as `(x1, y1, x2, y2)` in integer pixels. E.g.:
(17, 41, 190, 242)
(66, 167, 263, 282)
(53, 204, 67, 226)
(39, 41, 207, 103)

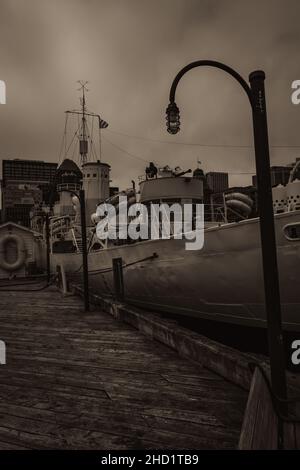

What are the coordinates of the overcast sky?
(0, 0, 300, 189)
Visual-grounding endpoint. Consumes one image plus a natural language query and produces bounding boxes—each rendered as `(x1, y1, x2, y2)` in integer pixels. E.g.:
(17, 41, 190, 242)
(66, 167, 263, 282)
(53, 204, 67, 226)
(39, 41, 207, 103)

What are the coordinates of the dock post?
(45, 213, 51, 284)
(79, 189, 90, 311)
(113, 257, 124, 301)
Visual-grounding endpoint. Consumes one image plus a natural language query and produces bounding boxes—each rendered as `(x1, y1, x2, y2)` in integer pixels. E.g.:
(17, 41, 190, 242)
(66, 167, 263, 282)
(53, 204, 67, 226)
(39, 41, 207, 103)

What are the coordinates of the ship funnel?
(82, 161, 111, 226)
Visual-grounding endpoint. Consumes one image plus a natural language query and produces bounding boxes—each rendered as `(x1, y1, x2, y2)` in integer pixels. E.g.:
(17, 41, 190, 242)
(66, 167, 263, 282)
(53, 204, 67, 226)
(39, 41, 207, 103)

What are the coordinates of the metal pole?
(249, 70, 287, 401)
(45, 213, 51, 284)
(112, 257, 124, 301)
(210, 194, 215, 222)
(79, 189, 90, 311)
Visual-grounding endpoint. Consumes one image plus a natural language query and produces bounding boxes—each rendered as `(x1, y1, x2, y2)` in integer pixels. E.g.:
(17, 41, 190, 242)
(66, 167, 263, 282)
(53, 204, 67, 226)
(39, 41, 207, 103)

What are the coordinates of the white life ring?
(0, 234, 27, 272)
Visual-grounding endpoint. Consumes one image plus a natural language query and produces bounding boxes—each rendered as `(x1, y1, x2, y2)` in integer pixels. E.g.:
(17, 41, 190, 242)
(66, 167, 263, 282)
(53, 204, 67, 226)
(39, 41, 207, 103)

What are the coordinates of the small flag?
(99, 118, 108, 129)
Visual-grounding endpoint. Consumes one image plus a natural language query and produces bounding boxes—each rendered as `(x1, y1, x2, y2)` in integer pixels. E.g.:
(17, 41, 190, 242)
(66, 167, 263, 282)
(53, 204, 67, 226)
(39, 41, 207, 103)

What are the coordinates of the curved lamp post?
(166, 60, 286, 403)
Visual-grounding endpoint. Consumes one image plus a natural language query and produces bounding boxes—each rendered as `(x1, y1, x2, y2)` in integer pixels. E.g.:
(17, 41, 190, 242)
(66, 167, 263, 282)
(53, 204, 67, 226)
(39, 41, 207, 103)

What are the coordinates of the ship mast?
(78, 81, 89, 165)
(63, 81, 109, 167)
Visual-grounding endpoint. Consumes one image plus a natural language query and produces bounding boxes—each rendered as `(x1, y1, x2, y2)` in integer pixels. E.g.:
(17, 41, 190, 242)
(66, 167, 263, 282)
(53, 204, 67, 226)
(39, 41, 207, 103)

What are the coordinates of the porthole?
(283, 222, 300, 240)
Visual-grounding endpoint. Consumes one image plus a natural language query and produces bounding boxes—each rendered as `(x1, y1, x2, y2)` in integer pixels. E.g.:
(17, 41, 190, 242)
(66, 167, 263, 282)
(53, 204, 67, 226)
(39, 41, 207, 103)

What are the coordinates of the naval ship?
(34, 86, 300, 332)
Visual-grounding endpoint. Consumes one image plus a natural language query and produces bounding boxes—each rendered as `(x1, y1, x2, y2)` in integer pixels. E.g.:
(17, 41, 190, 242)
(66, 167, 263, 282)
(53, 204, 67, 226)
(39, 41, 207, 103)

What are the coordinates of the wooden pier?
(0, 285, 247, 449)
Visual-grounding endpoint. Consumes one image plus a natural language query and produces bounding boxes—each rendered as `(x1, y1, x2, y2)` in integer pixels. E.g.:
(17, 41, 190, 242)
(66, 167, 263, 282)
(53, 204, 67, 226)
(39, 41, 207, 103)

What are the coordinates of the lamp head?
(166, 101, 180, 134)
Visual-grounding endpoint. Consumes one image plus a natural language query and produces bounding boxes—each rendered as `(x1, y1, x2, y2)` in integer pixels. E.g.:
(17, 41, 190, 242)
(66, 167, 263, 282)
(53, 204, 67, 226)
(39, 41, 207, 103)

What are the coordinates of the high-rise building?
(252, 164, 295, 188)
(206, 172, 229, 193)
(1, 159, 58, 227)
(2, 159, 57, 182)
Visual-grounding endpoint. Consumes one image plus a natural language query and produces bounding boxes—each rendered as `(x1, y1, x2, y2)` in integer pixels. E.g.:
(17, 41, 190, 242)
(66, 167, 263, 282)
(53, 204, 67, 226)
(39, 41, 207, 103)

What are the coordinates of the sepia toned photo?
(0, 0, 300, 464)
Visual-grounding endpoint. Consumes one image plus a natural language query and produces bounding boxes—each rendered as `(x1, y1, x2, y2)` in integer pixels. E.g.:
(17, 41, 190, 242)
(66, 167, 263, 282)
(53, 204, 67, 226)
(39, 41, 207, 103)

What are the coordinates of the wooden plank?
(72, 285, 255, 390)
(0, 286, 247, 449)
(239, 367, 278, 449)
(283, 422, 297, 449)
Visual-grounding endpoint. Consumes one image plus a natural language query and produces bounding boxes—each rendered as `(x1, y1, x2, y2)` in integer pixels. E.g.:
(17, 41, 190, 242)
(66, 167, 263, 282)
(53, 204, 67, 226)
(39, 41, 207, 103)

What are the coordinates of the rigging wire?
(86, 117, 98, 161)
(90, 116, 95, 160)
(71, 133, 78, 165)
(58, 113, 69, 164)
(65, 126, 80, 159)
(99, 124, 102, 161)
(103, 134, 258, 174)
(106, 128, 300, 149)
(60, 118, 298, 175)
(65, 112, 68, 158)
(102, 135, 149, 163)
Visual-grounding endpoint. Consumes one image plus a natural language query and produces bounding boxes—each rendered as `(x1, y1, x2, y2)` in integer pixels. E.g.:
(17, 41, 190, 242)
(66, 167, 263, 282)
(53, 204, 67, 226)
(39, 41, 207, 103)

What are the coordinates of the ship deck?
(0, 283, 247, 449)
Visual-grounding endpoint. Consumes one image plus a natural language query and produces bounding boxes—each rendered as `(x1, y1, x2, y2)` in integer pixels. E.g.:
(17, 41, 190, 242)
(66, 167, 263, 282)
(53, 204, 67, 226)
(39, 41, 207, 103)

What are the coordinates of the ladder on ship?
(71, 228, 84, 253)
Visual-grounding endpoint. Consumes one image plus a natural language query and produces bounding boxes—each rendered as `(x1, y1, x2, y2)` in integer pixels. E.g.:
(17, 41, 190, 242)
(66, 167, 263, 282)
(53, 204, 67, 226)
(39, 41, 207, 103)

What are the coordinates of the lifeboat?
(0, 233, 27, 272)
(225, 192, 253, 217)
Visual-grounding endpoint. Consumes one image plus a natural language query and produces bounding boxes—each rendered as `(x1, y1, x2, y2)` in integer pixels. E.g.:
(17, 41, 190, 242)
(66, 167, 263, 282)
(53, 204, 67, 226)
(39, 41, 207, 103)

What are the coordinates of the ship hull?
(50, 211, 300, 331)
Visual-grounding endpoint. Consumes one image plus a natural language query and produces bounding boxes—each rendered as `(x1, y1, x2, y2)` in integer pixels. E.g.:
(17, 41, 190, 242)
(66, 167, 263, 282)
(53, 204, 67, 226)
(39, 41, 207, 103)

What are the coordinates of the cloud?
(0, 0, 299, 189)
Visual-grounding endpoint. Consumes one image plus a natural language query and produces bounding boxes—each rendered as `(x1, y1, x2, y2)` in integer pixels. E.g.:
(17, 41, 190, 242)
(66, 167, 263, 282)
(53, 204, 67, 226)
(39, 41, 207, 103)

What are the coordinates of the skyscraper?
(252, 165, 293, 187)
(1, 159, 58, 227)
(206, 172, 229, 193)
